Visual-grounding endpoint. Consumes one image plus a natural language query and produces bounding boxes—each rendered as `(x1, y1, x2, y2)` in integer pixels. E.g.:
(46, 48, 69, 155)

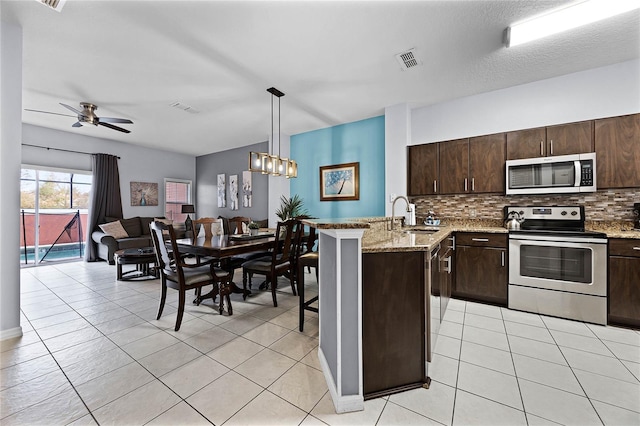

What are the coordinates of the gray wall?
(196, 141, 269, 221)
(1, 19, 23, 339)
(21, 124, 196, 219)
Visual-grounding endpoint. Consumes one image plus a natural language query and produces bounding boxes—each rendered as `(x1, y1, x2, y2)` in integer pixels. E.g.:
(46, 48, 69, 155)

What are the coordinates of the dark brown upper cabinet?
(546, 121, 594, 156)
(595, 113, 640, 189)
(506, 127, 546, 160)
(469, 133, 506, 193)
(507, 121, 593, 160)
(408, 143, 439, 196)
(439, 138, 469, 194)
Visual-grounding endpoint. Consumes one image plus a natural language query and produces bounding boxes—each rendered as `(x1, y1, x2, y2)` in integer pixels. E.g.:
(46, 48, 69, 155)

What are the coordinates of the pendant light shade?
(247, 87, 297, 178)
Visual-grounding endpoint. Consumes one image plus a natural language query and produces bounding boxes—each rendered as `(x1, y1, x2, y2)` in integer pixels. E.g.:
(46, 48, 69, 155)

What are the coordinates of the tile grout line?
(541, 316, 606, 426)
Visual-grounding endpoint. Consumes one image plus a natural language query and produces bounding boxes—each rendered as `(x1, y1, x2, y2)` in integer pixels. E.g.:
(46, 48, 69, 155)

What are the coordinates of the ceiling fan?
(25, 102, 133, 133)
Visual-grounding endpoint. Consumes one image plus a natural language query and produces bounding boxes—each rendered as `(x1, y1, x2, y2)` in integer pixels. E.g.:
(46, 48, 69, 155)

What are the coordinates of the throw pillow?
(120, 217, 142, 237)
(99, 221, 129, 239)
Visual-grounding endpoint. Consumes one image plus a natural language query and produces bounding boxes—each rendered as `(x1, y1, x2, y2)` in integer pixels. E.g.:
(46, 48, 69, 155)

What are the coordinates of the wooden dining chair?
(297, 226, 319, 331)
(229, 216, 251, 234)
(193, 217, 224, 238)
(150, 221, 233, 331)
(241, 219, 302, 307)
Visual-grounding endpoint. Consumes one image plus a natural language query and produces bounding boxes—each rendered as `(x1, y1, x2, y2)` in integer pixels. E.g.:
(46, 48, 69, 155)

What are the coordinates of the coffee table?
(114, 247, 158, 281)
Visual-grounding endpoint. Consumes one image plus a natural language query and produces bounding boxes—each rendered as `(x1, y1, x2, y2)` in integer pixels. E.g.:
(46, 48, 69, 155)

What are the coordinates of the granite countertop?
(362, 222, 509, 253)
(586, 221, 640, 239)
(305, 217, 640, 254)
(301, 218, 371, 230)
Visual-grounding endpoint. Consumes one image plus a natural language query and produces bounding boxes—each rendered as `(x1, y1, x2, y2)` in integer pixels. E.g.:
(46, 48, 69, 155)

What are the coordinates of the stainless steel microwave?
(506, 152, 596, 195)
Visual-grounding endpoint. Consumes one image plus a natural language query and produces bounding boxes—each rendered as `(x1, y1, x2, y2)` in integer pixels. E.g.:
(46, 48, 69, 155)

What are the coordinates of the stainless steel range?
(506, 206, 608, 325)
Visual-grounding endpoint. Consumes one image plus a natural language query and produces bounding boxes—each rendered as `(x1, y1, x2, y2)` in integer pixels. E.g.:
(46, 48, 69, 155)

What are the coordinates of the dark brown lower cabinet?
(362, 251, 426, 399)
(454, 233, 508, 305)
(608, 239, 640, 327)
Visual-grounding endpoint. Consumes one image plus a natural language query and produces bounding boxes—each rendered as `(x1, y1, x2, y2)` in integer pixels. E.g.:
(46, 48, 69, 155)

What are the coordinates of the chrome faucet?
(391, 195, 411, 230)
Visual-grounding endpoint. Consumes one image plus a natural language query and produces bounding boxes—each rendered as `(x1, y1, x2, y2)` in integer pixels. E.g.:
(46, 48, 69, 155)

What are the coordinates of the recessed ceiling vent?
(170, 102, 200, 114)
(395, 48, 422, 71)
(35, 0, 67, 12)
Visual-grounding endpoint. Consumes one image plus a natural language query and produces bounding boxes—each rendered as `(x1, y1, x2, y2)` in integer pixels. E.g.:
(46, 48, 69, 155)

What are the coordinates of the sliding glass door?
(20, 167, 92, 265)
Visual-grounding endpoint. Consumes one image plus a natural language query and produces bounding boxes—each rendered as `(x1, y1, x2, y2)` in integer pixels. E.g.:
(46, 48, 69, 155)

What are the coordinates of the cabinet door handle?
(464, 178, 468, 191)
(550, 139, 554, 156)
(501, 251, 505, 267)
(633, 247, 640, 250)
(444, 255, 452, 273)
(540, 140, 544, 156)
(433, 180, 437, 193)
(471, 177, 475, 192)
(471, 238, 489, 242)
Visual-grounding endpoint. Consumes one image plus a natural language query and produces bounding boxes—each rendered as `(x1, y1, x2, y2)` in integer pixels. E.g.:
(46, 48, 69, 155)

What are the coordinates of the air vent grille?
(35, 0, 67, 12)
(395, 48, 422, 71)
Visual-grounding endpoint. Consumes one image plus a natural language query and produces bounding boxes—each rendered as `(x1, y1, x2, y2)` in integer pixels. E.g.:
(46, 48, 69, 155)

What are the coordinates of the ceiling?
(2, 0, 639, 156)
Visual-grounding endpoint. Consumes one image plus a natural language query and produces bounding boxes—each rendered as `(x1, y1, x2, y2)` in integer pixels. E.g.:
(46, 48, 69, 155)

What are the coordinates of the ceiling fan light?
(504, 0, 640, 47)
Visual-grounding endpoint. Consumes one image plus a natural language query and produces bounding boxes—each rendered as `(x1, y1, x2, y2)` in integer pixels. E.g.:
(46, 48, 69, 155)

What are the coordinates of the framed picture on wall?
(319, 162, 359, 201)
(229, 174, 239, 210)
(242, 170, 252, 208)
(217, 174, 226, 208)
(130, 181, 158, 206)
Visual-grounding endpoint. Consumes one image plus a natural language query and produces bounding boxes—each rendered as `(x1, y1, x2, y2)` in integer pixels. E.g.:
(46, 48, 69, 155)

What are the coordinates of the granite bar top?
(304, 217, 640, 254)
(301, 218, 370, 230)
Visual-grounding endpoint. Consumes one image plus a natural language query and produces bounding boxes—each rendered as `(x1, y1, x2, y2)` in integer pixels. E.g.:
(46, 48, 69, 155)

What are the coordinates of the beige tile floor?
(1, 260, 639, 425)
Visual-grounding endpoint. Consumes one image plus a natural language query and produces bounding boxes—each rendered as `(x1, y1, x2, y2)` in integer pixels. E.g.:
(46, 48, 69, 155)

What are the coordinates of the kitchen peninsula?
(302, 216, 507, 413)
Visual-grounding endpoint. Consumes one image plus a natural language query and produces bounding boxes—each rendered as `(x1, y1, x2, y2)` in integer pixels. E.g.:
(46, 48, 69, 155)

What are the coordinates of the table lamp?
(181, 204, 195, 232)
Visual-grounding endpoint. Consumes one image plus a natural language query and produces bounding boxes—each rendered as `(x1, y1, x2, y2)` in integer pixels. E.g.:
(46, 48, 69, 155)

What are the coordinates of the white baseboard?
(318, 347, 364, 414)
(0, 326, 23, 341)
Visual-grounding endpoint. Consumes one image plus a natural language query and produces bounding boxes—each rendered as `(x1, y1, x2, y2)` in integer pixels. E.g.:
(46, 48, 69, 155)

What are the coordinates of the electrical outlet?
(390, 193, 396, 203)
(470, 208, 477, 218)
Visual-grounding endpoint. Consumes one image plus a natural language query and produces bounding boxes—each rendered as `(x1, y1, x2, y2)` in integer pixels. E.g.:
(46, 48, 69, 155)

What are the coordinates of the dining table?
(174, 232, 276, 306)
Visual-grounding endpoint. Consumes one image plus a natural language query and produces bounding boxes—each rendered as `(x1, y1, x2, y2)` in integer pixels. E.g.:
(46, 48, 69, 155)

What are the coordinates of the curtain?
(85, 153, 123, 261)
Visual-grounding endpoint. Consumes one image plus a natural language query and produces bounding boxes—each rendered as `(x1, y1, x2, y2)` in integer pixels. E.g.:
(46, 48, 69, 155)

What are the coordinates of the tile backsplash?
(411, 189, 639, 222)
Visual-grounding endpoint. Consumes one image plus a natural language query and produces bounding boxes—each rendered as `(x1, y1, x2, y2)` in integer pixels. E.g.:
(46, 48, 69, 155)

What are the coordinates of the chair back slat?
(150, 221, 173, 273)
(193, 217, 224, 238)
(150, 221, 186, 282)
(229, 216, 251, 235)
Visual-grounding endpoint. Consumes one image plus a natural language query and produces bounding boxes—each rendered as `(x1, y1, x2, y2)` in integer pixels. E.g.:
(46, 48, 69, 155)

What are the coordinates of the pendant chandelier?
(248, 87, 297, 178)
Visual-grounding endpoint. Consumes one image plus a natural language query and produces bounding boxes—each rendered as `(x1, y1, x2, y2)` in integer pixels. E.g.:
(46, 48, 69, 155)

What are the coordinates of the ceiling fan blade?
(60, 103, 84, 116)
(72, 122, 83, 128)
(98, 117, 133, 124)
(98, 122, 131, 133)
(24, 108, 76, 118)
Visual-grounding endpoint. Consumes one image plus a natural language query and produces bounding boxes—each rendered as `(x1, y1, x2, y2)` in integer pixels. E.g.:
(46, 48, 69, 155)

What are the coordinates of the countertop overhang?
(302, 217, 640, 253)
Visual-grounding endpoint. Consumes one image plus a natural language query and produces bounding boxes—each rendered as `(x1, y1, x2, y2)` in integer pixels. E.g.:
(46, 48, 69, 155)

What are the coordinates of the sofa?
(92, 216, 185, 264)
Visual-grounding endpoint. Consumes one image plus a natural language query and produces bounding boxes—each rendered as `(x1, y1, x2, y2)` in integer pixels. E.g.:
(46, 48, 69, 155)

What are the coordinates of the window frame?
(164, 178, 193, 221)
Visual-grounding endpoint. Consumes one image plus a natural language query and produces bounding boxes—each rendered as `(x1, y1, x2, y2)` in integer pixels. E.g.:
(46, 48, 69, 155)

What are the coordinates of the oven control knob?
(561, 211, 567, 216)
(571, 211, 578, 216)
(519, 210, 524, 216)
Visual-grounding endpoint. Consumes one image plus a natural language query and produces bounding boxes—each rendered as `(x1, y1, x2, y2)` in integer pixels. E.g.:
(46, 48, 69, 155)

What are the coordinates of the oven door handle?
(509, 234, 607, 245)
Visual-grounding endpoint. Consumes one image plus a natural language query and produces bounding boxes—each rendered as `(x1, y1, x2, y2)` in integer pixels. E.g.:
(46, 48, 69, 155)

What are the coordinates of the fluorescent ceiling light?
(504, 0, 640, 47)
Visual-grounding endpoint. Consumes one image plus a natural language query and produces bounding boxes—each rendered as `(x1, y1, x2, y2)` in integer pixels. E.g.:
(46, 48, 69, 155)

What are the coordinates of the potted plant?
(248, 221, 260, 236)
(275, 194, 310, 221)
